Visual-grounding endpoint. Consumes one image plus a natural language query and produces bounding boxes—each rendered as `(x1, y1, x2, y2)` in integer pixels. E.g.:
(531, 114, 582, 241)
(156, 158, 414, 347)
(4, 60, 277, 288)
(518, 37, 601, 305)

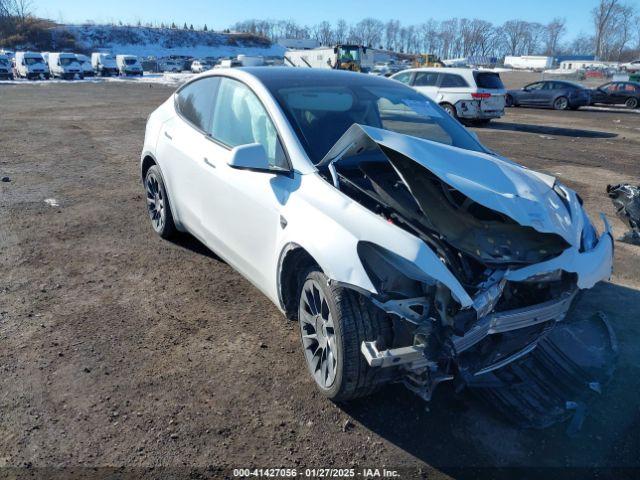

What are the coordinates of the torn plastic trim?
(453, 288, 578, 353)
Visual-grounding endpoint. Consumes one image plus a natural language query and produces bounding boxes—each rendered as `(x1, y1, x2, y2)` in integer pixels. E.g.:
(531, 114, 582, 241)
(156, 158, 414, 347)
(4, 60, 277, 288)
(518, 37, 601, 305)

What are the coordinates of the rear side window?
(176, 77, 220, 133)
(413, 72, 439, 87)
(439, 74, 468, 88)
(392, 72, 412, 84)
(473, 72, 504, 90)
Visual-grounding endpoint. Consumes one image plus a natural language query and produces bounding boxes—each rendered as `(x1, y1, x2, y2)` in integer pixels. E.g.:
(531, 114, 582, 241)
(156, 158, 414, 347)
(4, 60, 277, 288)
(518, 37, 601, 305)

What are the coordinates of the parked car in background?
(91, 53, 119, 77)
(371, 61, 404, 77)
(621, 59, 640, 73)
(159, 59, 183, 72)
(590, 81, 640, 109)
(14, 51, 50, 80)
(47, 52, 83, 79)
(506, 80, 591, 110)
(116, 55, 143, 76)
(391, 67, 506, 124)
(0, 54, 13, 79)
(191, 59, 215, 73)
(75, 54, 94, 77)
(140, 68, 613, 407)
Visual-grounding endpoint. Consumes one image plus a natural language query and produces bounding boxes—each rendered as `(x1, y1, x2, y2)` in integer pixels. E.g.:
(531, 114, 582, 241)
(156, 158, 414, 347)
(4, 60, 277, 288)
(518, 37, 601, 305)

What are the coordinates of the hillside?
(53, 24, 285, 58)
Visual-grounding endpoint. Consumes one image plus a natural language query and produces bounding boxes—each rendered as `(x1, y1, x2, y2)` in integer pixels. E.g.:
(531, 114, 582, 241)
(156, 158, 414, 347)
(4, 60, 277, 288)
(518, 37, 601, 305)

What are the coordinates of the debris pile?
(607, 184, 640, 245)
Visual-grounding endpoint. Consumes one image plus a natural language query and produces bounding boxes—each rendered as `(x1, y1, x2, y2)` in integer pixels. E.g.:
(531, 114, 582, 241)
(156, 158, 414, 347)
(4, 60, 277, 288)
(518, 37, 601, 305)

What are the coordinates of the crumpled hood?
(320, 124, 583, 247)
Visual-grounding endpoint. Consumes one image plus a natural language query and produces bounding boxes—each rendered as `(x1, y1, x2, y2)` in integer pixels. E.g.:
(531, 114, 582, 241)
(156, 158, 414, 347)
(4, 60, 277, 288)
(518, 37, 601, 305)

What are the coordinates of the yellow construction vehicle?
(413, 54, 445, 68)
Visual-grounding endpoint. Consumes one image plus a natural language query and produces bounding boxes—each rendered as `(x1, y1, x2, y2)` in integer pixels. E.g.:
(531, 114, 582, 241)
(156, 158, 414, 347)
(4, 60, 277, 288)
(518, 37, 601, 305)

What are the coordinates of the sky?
(33, 0, 636, 39)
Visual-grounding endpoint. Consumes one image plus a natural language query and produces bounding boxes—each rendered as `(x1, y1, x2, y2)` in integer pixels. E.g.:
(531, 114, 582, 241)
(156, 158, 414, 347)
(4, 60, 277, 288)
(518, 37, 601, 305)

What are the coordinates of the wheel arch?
(141, 152, 157, 182)
(277, 242, 322, 320)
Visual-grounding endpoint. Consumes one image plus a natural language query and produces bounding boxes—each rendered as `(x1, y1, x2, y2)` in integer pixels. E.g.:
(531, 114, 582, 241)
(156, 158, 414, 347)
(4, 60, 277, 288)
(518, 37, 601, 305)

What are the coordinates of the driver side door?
(517, 82, 544, 105)
(199, 77, 296, 293)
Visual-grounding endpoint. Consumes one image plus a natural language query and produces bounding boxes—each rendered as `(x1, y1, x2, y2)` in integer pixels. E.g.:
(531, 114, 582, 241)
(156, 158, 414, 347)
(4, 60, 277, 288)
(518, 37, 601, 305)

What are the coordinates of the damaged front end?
(319, 124, 615, 424)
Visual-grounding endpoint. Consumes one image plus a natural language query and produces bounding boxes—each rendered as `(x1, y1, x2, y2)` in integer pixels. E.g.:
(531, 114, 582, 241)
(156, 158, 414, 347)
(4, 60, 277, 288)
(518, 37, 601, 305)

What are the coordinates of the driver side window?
(526, 82, 544, 91)
(209, 78, 288, 170)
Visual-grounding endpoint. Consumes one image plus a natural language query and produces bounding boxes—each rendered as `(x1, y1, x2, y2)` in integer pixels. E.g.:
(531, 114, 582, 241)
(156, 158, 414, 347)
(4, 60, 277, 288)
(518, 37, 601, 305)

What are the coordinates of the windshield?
(271, 81, 485, 164)
(25, 57, 43, 65)
(124, 58, 137, 65)
(338, 46, 361, 62)
(60, 57, 76, 66)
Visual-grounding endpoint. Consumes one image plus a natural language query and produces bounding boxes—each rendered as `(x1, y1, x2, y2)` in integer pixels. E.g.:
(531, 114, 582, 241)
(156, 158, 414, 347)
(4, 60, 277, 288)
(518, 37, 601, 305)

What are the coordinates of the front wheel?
(144, 165, 176, 239)
(553, 96, 570, 110)
(505, 94, 514, 107)
(297, 270, 392, 402)
(626, 97, 638, 109)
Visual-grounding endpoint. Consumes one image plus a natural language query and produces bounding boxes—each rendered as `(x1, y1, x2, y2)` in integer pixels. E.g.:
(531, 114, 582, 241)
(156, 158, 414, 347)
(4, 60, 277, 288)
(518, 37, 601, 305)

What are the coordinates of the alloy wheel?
(299, 278, 338, 389)
(145, 172, 165, 232)
(554, 97, 569, 110)
(626, 97, 638, 109)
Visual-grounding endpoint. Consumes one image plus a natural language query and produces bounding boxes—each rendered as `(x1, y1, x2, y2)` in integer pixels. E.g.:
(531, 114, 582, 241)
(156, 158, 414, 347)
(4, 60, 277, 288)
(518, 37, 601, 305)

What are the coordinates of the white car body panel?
(142, 69, 613, 315)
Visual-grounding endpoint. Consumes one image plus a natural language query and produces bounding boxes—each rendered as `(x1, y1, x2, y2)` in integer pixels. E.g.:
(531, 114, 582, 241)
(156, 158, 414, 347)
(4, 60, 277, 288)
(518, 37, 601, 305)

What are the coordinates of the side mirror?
(227, 143, 271, 172)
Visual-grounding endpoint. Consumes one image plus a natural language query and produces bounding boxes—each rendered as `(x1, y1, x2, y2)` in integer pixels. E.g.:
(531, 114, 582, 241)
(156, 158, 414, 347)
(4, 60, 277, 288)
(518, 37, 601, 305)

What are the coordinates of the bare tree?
(333, 19, 348, 44)
(543, 18, 566, 56)
(593, 0, 620, 58)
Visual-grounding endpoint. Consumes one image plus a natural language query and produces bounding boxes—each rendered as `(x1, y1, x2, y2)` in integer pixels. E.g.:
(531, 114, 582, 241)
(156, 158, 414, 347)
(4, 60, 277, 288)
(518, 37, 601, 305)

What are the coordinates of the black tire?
(440, 102, 457, 119)
(553, 96, 569, 110)
(505, 94, 514, 107)
(626, 97, 638, 109)
(144, 165, 176, 239)
(297, 269, 393, 402)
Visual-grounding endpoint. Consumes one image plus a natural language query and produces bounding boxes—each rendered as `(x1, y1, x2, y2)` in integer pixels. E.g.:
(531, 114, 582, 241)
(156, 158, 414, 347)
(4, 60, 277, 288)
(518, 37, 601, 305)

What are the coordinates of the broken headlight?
(580, 208, 598, 251)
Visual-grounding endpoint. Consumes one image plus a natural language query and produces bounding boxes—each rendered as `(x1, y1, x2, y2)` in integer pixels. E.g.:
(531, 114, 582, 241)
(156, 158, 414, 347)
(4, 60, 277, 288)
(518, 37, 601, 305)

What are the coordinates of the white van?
(0, 54, 13, 80)
(75, 54, 94, 77)
(91, 53, 118, 77)
(14, 51, 50, 80)
(116, 55, 143, 76)
(391, 67, 506, 124)
(48, 52, 83, 79)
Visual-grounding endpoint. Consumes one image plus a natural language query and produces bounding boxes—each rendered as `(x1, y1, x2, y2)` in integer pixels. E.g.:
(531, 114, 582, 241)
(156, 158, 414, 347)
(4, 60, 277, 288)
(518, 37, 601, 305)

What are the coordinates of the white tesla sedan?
(141, 68, 614, 406)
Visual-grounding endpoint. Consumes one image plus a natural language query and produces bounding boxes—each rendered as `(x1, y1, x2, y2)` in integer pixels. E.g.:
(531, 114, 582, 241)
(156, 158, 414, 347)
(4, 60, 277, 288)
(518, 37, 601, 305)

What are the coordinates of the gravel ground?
(0, 76, 639, 480)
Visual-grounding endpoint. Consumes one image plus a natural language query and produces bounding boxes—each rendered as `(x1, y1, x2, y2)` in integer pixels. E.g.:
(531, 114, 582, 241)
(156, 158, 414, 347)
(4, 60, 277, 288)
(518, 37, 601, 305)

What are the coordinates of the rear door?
(411, 71, 440, 101)
(437, 73, 471, 106)
(155, 76, 221, 237)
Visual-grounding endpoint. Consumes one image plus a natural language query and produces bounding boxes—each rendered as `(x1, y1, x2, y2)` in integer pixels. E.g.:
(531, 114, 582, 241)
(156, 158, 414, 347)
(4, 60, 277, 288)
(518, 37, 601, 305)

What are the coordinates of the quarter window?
(209, 78, 287, 169)
(439, 74, 468, 88)
(176, 77, 220, 133)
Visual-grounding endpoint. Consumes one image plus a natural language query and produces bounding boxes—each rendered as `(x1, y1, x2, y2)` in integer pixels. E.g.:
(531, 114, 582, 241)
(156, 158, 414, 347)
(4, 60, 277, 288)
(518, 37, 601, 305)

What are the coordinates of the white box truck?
(75, 54, 94, 77)
(48, 52, 83, 79)
(503, 56, 554, 71)
(14, 51, 50, 80)
(285, 45, 375, 72)
(0, 54, 13, 80)
(116, 54, 143, 76)
(91, 53, 119, 77)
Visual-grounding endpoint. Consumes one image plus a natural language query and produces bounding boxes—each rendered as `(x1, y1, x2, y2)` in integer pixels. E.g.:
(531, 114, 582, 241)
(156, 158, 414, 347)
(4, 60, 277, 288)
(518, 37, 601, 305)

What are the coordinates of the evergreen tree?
(203, 24, 208, 32)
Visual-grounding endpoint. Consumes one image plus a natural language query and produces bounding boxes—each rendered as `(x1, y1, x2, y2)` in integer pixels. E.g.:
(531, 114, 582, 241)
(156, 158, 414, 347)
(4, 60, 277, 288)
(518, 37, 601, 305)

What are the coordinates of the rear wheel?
(297, 269, 392, 402)
(553, 96, 569, 110)
(144, 165, 176, 239)
(626, 97, 638, 109)
(440, 102, 457, 119)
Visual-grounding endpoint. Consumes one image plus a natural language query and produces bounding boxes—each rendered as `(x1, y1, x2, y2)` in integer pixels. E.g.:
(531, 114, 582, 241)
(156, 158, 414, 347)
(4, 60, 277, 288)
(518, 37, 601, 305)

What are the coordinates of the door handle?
(164, 131, 173, 140)
(204, 157, 216, 168)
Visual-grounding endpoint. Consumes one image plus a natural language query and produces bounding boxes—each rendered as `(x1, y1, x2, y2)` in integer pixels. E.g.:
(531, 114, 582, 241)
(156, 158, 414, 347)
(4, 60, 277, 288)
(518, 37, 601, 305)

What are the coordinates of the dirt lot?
(1, 76, 639, 479)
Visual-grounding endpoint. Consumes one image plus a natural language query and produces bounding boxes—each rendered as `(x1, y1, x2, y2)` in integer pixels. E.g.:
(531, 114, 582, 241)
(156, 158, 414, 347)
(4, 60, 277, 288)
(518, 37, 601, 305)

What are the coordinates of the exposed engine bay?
(317, 124, 616, 427)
